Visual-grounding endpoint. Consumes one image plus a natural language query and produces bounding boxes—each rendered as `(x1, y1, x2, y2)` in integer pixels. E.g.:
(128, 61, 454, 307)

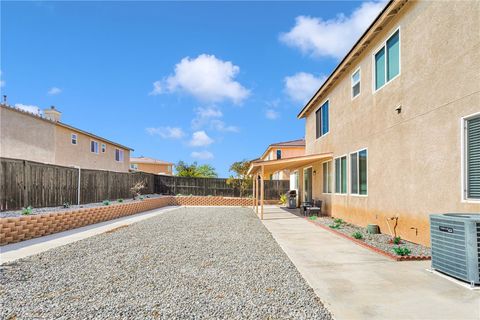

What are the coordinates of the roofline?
(259, 138, 305, 160)
(2, 104, 134, 151)
(248, 152, 333, 175)
(130, 158, 174, 165)
(297, 0, 403, 119)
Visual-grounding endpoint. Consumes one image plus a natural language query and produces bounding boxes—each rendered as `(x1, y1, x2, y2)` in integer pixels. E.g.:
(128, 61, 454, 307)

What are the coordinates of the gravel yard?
(0, 207, 332, 319)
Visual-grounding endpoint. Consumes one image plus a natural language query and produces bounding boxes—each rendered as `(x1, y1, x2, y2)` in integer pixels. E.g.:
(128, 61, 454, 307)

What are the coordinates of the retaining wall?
(0, 196, 253, 245)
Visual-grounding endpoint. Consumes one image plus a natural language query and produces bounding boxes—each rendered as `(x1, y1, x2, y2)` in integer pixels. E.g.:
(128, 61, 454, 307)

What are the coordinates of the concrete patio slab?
(259, 205, 480, 320)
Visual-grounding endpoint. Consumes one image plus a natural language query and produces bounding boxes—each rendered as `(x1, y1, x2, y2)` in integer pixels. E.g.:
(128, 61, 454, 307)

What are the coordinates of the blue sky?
(1, 0, 386, 177)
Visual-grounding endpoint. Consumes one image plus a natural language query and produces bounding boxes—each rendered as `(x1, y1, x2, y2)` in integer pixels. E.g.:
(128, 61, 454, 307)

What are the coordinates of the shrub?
(393, 236, 402, 245)
(309, 216, 317, 221)
(130, 180, 146, 199)
(63, 202, 70, 208)
(117, 199, 124, 203)
(139, 195, 144, 200)
(352, 231, 364, 239)
(329, 224, 341, 229)
(21, 206, 33, 215)
(177, 194, 183, 196)
(280, 194, 287, 205)
(103, 200, 111, 206)
(333, 218, 345, 225)
(393, 246, 411, 256)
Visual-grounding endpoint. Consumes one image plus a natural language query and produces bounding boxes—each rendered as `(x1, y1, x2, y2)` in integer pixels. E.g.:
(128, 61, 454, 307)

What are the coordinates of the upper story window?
(351, 69, 361, 99)
(350, 149, 368, 195)
(374, 29, 400, 91)
(322, 161, 333, 194)
(101, 143, 106, 153)
(71, 133, 78, 145)
(90, 140, 99, 154)
(115, 148, 124, 162)
(276, 149, 282, 160)
(130, 163, 138, 171)
(334, 156, 347, 194)
(464, 114, 480, 200)
(315, 100, 329, 139)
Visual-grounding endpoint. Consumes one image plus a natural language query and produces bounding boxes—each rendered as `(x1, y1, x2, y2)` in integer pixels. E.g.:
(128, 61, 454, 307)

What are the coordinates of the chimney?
(44, 105, 61, 122)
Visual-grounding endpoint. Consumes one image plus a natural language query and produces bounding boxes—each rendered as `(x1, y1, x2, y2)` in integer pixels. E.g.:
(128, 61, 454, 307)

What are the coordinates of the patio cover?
(248, 152, 333, 220)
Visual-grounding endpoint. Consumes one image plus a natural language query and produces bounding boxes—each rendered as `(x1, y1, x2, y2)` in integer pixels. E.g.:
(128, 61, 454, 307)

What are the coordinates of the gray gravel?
(0, 207, 333, 319)
(0, 194, 164, 218)
(312, 216, 431, 257)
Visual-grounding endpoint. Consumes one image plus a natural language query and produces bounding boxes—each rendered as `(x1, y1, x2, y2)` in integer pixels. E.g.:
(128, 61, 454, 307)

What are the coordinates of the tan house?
(250, 0, 480, 246)
(257, 139, 305, 180)
(0, 104, 132, 172)
(130, 156, 174, 175)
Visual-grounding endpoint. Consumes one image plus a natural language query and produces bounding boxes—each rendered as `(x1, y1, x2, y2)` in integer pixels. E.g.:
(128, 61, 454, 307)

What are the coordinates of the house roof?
(248, 152, 333, 175)
(1, 103, 134, 151)
(259, 138, 305, 160)
(297, 0, 407, 118)
(130, 156, 173, 165)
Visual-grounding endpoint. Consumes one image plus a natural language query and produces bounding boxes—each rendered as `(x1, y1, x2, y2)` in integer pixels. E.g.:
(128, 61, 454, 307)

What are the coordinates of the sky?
(1, 0, 386, 177)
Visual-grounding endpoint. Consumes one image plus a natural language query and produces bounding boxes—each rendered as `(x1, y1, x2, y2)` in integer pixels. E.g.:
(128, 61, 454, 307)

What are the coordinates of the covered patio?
(248, 153, 332, 219)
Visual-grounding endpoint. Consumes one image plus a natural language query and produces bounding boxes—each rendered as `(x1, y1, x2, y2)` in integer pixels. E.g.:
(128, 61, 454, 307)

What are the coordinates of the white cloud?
(210, 119, 239, 133)
(191, 151, 214, 160)
(265, 109, 279, 120)
(280, 1, 386, 59)
(149, 54, 250, 104)
(15, 104, 41, 115)
(196, 106, 223, 119)
(190, 130, 214, 147)
(47, 87, 62, 95)
(0, 70, 4, 88)
(284, 72, 326, 103)
(145, 126, 185, 139)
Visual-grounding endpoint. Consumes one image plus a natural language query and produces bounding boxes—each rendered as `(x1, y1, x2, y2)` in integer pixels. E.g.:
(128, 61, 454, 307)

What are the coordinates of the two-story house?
(250, 0, 480, 246)
(130, 156, 174, 175)
(0, 104, 132, 172)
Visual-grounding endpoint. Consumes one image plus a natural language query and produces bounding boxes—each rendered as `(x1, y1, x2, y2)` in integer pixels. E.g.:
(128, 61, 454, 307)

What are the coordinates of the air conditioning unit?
(430, 214, 480, 285)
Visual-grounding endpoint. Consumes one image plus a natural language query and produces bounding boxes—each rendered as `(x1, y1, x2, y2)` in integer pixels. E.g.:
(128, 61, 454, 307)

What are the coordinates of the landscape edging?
(0, 196, 253, 246)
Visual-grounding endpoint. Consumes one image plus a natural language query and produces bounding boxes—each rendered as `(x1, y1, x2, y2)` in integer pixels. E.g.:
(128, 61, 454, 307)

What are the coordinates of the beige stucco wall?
(261, 146, 305, 180)
(133, 162, 173, 175)
(0, 107, 56, 163)
(301, 0, 480, 246)
(55, 125, 130, 172)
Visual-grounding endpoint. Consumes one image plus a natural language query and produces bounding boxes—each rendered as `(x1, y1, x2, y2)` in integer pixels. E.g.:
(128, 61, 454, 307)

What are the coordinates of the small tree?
(175, 161, 217, 178)
(131, 180, 146, 199)
(226, 160, 252, 197)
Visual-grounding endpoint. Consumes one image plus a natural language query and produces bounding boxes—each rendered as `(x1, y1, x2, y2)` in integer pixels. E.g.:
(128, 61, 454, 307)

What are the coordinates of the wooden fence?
(0, 158, 290, 211)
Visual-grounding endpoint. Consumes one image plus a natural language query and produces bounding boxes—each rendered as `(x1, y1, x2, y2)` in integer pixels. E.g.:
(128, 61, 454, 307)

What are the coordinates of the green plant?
(21, 206, 33, 215)
(392, 236, 402, 245)
(139, 195, 144, 200)
(352, 231, 363, 240)
(329, 224, 341, 229)
(63, 202, 70, 208)
(280, 194, 287, 205)
(333, 218, 344, 225)
(103, 200, 111, 206)
(393, 246, 411, 256)
(117, 198, 124, 203)
(177, 193, 183, 196)
(308, 215, 317, 221)
(175, 161, 218, 178)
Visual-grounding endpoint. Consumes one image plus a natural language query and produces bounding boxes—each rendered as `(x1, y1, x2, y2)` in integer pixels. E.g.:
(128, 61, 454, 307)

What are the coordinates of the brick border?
(304, 217, 431, 262)
(0, 196, 252, 246)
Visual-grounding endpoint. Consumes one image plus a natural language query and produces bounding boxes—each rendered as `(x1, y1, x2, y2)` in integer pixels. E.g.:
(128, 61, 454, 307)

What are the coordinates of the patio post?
(255, 174, 259, 215)
(252, 175, 255, 210)
(260, 165, 264, 220)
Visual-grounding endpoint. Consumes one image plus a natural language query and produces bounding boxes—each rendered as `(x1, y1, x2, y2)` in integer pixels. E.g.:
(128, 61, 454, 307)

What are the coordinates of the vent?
(430, 214, 480, 285)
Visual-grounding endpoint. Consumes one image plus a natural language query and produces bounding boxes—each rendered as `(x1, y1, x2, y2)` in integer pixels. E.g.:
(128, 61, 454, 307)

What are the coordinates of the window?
(130, 163, 138, 171)
(115, 148, 124, 162)
(335, 156, 347, 194)
(276, 149, 282, 160)
(101, 144, 106, 153)
(351, 149, 368, 195)
(322, 161, 333, 193)
(315, 100, 329, 139)
(71, 133, 77, 145)
(90, 140, 98, 154)
(374, 29, 400, 90)
(465, 115, 480, 200)
(351, 69, 361, 98)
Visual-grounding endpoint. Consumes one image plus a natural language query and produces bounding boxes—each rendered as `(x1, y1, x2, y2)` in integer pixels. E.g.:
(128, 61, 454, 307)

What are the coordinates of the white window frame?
(349, 148, 368, 197)
(115, 148, 124, 162)
(372, 26, 401, 93)
(315, 98, 330, 140)
(90, 140, 99, 154)
(303, 166, 313, 202)
(322, 160, 333, 194)
(101, 143, 106, 153)
(130, 163, 138, 171)
(334, 155, 348, 195)
(351, 67, 361, 100)
(461, 111, 480, 203)
(71, 133, 78, 145)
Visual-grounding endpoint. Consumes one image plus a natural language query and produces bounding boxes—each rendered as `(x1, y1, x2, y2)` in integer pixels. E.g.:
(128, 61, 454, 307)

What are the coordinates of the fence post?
(23, 160, 29, 208)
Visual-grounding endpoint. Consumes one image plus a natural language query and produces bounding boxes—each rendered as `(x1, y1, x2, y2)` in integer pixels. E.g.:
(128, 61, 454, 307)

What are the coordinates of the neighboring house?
(250, 0, 480, 246)
(257, 139, 305, 180)
(0, 104, 132, 172)
(130, 156, 174, 175)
